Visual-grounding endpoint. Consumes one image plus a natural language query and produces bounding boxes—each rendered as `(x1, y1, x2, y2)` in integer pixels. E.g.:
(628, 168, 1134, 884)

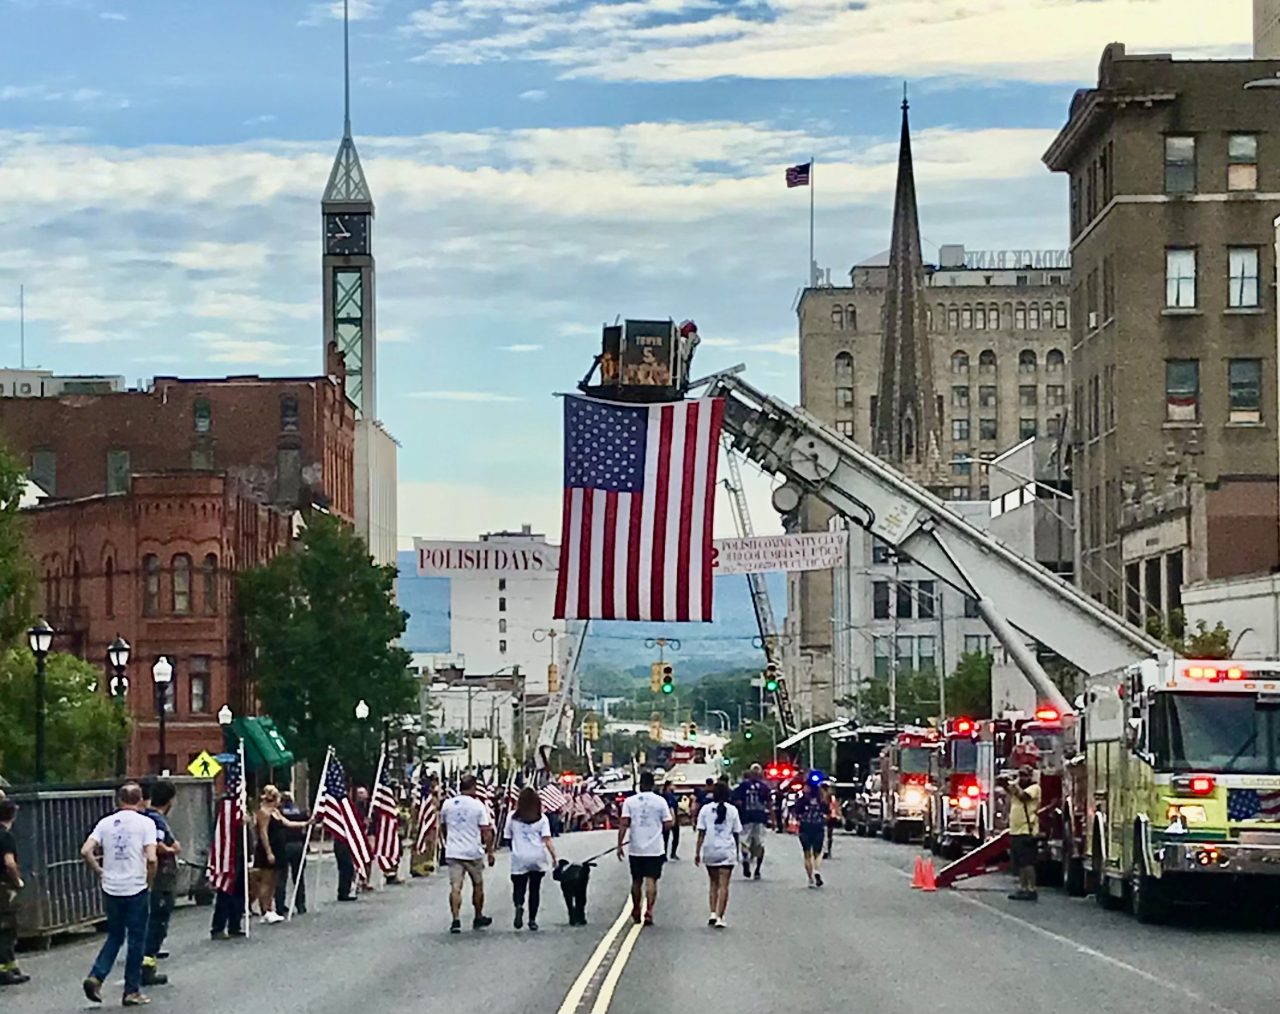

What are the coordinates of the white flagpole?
(809, 157, 816, 287)
(288, 746, 332, 921)
(369, 743, 389, 883)
(239, 735, 250, 939)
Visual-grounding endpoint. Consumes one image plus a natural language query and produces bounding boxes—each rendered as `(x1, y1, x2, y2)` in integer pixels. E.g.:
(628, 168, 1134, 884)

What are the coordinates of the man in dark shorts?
(1000, 765, 1041, 901)
(732, 764, 772, 880)
(0, 799, 29, 986)
(617, 771, 673, 925)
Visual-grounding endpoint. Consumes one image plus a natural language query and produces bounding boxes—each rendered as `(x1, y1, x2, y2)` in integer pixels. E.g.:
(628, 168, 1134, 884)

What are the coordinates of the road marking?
(589, 920, 644, 1014)
(556, 899, 634, 1014)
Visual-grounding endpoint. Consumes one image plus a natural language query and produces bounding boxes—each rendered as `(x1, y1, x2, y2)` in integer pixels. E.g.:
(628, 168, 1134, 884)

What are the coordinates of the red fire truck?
(879, 727, 941, 844)
(926, 717, 983, 859)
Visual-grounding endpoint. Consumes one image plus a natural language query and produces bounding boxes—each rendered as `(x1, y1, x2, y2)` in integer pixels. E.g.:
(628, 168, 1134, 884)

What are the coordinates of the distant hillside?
(397, 551, 786, 674)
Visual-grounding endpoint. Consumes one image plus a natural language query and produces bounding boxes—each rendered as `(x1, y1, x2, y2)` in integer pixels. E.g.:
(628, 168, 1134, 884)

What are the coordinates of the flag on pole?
(207, 755, 243, 893)
(414, 792, 438, 854)
(370, 782, 402, 875)
(554, 396, 725, 622)
(785, 161, 811, 188)
(538, 782, 568, 814)
(317, 755, 372, 877)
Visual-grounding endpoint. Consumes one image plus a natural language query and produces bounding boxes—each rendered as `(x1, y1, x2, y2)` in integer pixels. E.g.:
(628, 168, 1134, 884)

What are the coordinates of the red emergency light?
(560, 772, 577, 785)
(1033, 707, 1060, 722)
(1190, 776, 1215, 796)
(954, 717, 975, 735)
(1185, 666, 1248, 683)
(965, 783, 981, 798)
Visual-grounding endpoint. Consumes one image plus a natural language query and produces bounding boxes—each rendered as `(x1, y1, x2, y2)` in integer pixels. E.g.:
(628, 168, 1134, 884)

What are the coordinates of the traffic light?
(688, 723, 697, 740)
(743, 720, 754, 740)
(649, 661, 663, 693)
(548, 663, 560, 695)
(764, 662, 780, 694)
(660, 664, 674, 694)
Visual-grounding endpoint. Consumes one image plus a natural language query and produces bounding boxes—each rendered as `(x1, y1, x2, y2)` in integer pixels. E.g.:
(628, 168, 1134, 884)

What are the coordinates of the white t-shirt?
(89, 810, 158, 897)
(622, 791, 672, 858)
(506, 816, 552, 874)
(441, 795, 493, 861)
(696, 801, 743, 867)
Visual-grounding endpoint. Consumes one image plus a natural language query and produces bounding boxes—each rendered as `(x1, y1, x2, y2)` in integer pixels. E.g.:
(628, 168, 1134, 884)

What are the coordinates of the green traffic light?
(765, 679, 779, 692)
(743, 729, 754, 740)
(661, 683, 674, 694)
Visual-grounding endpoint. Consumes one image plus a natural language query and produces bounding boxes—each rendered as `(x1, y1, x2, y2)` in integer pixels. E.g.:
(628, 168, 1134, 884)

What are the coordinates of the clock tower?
(322, 0, 375, 420)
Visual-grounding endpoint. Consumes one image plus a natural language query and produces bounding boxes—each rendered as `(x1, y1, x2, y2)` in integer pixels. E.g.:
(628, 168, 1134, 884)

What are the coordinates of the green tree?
(1146, 610, 1233, 659)
(945, 652, 993, 720)
(238, 514, 416, 780)
(723, 729, 776, 778)
(0, 443, 34, 644)
(0, 649, 129, 783)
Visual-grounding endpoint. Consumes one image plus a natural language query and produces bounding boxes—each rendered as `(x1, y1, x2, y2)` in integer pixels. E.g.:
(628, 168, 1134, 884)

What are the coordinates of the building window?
(1046, 384, 1066, 407)
(834, 351, 853, 383)
(1019, 351, 1037, 376)
(963, 634, 991, 656)
(951, 386, 969, 409)
(989, 304, 1000, 329)
(1228, 247, 1261, 308)
(978, 350, 997, 375)
(977, 387, 996, 410)
(1165, 359, 1200, 422)
(951, 351, 969, 375)
(1046, 349, 1065, 374)
(831, 305, 845, 329)
(896, 582, 913, 619)
(974, 305, 987, 330)
(835, 387, 854, 411)
(202, 553, 218, 614)
(106, 449, 130, 495)
(143, 555, 160, 616)
(917, 635, 937, 674)
(1165, 248, 1197, 308)
(499, 640, 508, 654)
(30, 449, 56, 496)
(1055, 303, 1068, 328)
(1046, 415, 1063, 438)
(951, 455, 971, 476)
(172, 554, 192, 614)
(873, 637, 890, 679)
(498, 597, 507, 612)
(1228, 134, 1258, 192)
(1014, 304, 1027, 330)
(498, 618, 507, 634)
(960, 305, 973, 329)
(896, 635, 915, 675)
(872, 581, 890, 620)
(950, 486, 968, 500)
(105, 556, 115, 618)
(917, 580, 936, 619)
(963, 595, 980, 619)
(160, 678, 176, 717)
(1228, 358, 1262, 423)
(1028, 304, 1041, 330)
(872, 538, 890, 565)
(948, 306, 960, 330)
(1019, 385, 1037, 408)
(836, 420, 854, 436)
(189, 656, 209, 714)
(1164, 135, 1196, 193)
(193, 398, 212, 434)
(979, 418, 998, 440)
(1019, 418, 1038, 439)
(846, 304, 857, 330)
(951, 418, 970, 442)
(281, 395, 299, 432)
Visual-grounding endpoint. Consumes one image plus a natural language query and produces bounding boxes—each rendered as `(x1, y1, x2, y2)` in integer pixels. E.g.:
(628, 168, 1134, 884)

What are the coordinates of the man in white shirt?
(440, 775, 495, 934)
(617, 771, 673, 926)
(80, 783, 158, 1007)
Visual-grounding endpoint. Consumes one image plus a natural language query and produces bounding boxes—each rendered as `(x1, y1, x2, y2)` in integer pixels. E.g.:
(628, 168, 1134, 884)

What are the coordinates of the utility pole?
(890, 550, 900, 725)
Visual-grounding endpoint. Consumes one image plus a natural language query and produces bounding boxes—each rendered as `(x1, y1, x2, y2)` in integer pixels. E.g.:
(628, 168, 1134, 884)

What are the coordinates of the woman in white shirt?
(506, 787, 557, 932)
(694, 781, 742, 929)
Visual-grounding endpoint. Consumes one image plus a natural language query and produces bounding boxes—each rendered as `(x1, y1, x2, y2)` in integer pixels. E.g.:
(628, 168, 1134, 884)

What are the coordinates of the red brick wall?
(1205, 480, 1280, 580)
(23, 473, 291, 775)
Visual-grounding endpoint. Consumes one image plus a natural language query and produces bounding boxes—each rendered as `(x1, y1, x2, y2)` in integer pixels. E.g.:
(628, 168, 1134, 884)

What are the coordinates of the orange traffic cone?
(910, 856, 926, 889)
(920, 858, 937, 892)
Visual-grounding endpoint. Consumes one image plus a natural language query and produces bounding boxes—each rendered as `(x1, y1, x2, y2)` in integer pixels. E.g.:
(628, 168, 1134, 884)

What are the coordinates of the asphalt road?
(6, 830, 1279, 1014)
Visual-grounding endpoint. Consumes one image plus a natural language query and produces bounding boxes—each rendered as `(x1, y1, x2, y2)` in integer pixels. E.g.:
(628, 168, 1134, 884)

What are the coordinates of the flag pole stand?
(288, 746, 332, 921)
(239, 735, 250, 939)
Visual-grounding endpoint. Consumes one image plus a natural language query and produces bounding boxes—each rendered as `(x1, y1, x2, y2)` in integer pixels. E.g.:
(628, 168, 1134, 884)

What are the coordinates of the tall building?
(1043, 44, 1280, 628)
(1257, 0, 1280, 58)
(320, 3, 398, 566)
(792, 100, 1073, 722)
(0, 369, 124, 397)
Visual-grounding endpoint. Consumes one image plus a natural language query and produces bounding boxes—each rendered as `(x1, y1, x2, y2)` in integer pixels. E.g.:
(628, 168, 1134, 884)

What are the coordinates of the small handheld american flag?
(208, 757, 243, 893)
(318, 755, 372, 877)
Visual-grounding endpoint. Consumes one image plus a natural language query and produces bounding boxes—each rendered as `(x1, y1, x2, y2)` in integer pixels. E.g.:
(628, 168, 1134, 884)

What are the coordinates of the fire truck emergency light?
(1034, 707, 1061, 722)
(954, 717, 975, 735)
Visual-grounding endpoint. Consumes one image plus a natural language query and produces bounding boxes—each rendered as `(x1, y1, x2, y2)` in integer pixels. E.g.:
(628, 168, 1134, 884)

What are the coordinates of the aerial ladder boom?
(702, 371, 1169, 711)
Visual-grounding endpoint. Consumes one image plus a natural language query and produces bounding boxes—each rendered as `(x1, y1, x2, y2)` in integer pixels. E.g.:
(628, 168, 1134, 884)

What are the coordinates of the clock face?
(326, 214, 370, 255)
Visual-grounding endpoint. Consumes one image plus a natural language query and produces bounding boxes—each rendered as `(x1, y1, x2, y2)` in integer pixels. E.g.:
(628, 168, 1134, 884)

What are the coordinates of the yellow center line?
(589, 920, 644, 1014)
(555, 898, 634, 1014)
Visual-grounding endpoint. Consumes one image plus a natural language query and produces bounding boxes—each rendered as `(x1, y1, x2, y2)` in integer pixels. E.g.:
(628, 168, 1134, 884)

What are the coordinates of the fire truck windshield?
(949, 739, 978, 772)
(1152, 692, 1280, 774)
(899, 747, 931, 774)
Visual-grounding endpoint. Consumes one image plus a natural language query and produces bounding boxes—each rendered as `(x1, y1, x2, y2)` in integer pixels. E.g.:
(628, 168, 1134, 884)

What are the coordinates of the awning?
(229, 716, 295, 771)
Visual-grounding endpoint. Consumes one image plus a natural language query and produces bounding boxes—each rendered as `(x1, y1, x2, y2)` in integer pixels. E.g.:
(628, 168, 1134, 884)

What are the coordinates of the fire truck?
(926, 717, 983, 858)
(878, 727, 941, 844)
(1062, 658, 1280, 922)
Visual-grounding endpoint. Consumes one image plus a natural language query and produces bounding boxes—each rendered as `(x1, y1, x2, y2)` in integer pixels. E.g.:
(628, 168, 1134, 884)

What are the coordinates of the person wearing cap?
(1000, 764, 1041, 901)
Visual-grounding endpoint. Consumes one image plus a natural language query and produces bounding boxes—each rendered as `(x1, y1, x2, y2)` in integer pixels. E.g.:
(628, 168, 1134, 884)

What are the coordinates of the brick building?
(22, 473, 292, 773)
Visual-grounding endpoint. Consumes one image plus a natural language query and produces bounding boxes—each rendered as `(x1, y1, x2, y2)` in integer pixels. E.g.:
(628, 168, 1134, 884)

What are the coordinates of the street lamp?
(355, 699, 371, 781)
(107, 635, 130, 778)
(355, 699, 370, 720)
(218, 704, 233, 726)
(27, 618, 54, 784)
(152, 656, 173, 774)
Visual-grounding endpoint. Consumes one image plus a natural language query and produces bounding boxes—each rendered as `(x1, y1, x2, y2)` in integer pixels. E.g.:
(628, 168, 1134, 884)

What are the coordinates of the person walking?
(617, 770, 673, 926)
(440, 774, 495, 934)
(793, 780, 828, 888)
(660, 780, 681, 860)
(694, 781, 742, 929)
(141, 780, 181, 987)
(506, 787, 557, 932)
(1000, 765, 1041, 901)
(81, 783, 158, 1007)
(274, 792, 309, 917)
(821, 782, 839, 860)
(732, 764, 771, 880)
(0, 800, 29, 987)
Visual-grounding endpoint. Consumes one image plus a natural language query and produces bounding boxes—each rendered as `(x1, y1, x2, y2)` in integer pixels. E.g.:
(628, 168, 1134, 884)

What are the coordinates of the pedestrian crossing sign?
(187, 751, 223, 779)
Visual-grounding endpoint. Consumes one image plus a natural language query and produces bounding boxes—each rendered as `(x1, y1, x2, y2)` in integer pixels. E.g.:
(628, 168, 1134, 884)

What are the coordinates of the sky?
(0, 0, 1252, 545)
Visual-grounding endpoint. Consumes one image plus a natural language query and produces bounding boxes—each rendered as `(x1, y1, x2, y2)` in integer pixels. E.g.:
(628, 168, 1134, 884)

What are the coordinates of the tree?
(1147, 610, 1233, 659)
(0, 649, 129, 783)
(0, 443, 34, 645)
(238, 514, 416, 780)
(945, 652, 993, 720)
(723, 729, 776, 778)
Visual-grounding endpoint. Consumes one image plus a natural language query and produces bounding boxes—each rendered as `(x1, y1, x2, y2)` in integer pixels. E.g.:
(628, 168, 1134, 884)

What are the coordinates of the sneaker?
(122, 993, 152, 1006)
(156, 952, 170, 961)
(631, 903, 642, 924)
(742, 859, 752, 877)
(514, 907, 524, 930)
(473, 915, 493, 930)
(210, 931, 229, 941)
(450, 920, 462, 934)
(265, 912, 285, 924)
(708, 914, 717, 926)
(528, 920, 539, 932)
(83, 976, 103, 1003)
(141, 968, 168, 987)
(713, 917, 726, 930)
(643, 910, 654, 927)
(753, 870, 761, 881)
(814, 873, 824, 888)
(0, 970, 30, 985)
(1007, 890, 1034, 901)
(228, 929, 246, 938)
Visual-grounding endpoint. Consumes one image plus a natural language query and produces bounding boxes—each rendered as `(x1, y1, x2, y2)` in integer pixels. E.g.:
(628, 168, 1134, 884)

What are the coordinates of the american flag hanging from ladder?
(207, 755, 244, 893)
(369, 782, 402, 874)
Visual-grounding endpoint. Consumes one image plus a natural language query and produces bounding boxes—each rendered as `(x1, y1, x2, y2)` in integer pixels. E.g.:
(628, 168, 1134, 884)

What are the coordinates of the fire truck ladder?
(535, 620, 591, 772)
(702, 369, 1168, 713)
(722, 439, 796, 738)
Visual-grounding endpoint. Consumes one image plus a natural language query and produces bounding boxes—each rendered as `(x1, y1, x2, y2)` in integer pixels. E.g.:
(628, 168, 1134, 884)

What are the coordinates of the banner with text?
(710, 532, 846, 575)
(415, 539, 559, 576)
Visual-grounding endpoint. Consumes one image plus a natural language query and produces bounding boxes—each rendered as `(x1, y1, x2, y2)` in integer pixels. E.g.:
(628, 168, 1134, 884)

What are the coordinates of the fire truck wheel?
(1065, 853, 1086, 897)
(1130, 870, 1168, 924)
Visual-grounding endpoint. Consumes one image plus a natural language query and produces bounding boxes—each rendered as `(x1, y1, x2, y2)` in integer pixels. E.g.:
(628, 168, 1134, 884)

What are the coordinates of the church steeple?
(873, 91, 943, 484)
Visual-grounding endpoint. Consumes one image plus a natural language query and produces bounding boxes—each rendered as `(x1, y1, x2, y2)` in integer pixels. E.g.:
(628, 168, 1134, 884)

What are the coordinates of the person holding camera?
(1000, 764, 1041, 901)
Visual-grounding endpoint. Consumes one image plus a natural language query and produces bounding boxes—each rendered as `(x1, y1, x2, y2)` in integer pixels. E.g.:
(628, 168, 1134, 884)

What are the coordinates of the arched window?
(834, 352, 854, 383)
(974, 304, 987, 330)
(143, 555, 160, 616)
(947, 305, 960, 330)
(961, 304, 973, 329)
(105, 557, 115, 618)
(1055, 302, 1069, 328)
(989, 304, 1000, 330)
(831, 305, 845, 329)
(203, 554, 218, 614)
(1019, 350, 1037, 374)
(1014, 303, 1027, 330)
(172, 554, 192, 615)
(846, 304, 857, 331)
(1043, 303, 1054, 329)
(71, 558, 81, 608)
(903, 414, 916, 459)
(1046, 349, 1065, 373)
(951, 351, 970, 375)
(935, 304, 947, 331)
(979, 350, 997, 375)
(1029, 303, 1041, 330)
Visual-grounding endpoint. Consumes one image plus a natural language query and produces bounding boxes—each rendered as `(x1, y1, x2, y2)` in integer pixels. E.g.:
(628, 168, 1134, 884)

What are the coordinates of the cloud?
(500, 343, 544, 353)
(243, 114, 278, 126)
(698, 337, 739, 348)
(195, 334, 306, 366)
(98, 11, 126, 20)
(406, 391, 525, 402)
(407, 0, 1248, 84)
(519, 89, 548, 102)
(745, 337, 799, 356)
(301, 0, 382, 25)
(0, 84, 126, 107)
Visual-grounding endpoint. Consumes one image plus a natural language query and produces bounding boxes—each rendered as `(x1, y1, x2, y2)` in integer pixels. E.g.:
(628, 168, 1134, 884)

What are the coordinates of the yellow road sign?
(187, 751, 223, 779)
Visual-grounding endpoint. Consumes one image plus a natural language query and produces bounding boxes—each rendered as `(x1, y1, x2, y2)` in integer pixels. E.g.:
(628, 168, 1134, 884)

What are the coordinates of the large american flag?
(785, 162, 811, 188)
(207, 756, 243, 893)
(555, 396, 724, 622)
(318, 755, 372, 877)
(369, 782, 402, 874)
(1227, 788, 1280, 821)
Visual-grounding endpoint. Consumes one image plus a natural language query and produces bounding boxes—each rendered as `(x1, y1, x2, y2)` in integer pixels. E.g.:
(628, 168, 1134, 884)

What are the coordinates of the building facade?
(1044, 44, 1280, 628)
(1257, 0, 1280, 59)
(22, 473, 292, 773)
(0, 369, 124, 398)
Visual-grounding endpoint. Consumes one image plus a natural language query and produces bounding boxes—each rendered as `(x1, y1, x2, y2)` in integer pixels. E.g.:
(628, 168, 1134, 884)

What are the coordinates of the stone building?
(1043, 44, 1280, 628)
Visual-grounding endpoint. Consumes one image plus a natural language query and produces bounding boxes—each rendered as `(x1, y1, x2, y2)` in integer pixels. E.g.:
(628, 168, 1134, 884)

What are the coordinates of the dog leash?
(574, 839, 629, 865)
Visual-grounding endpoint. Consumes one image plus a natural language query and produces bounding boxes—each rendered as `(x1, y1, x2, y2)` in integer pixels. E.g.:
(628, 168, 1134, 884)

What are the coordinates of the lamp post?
(27, 618, 54, 783)
(107, 634, 131, 777)
(355, 699, 370, 782)
(152, 657, 173, 774)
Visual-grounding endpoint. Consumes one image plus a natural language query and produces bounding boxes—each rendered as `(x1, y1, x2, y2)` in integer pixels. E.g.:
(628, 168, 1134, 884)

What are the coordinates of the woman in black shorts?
(254, 786, 308, 924)
(793, 781, 828, 888)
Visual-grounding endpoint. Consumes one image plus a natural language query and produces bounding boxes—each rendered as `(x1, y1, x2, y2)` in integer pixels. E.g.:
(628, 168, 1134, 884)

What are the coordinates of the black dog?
(552, 859, 594, 926)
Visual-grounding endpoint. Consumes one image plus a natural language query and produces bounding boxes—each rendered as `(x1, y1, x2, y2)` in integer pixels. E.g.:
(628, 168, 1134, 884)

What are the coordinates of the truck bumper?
(1158, 841, 1280, 875)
